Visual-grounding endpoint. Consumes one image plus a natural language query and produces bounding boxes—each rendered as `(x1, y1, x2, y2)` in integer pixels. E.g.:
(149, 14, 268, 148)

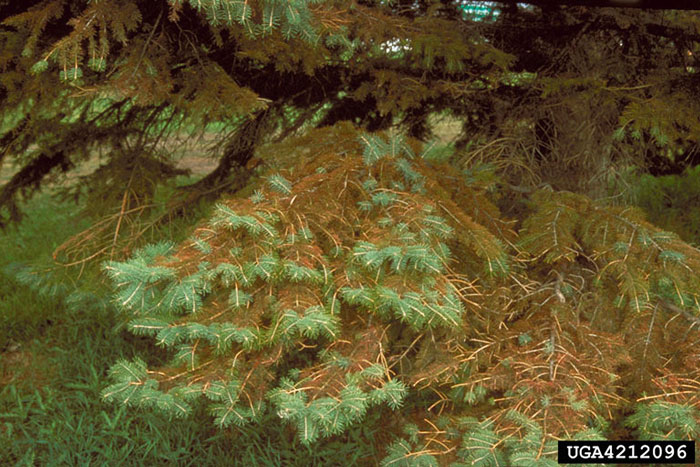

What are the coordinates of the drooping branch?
(0, 117, 28, 169)
(0, 150, 73, 226)
(186, 106, 278, 196)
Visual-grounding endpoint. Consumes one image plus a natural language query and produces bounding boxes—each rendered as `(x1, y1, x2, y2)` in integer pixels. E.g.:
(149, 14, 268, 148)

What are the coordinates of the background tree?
(3, 0, 700, 464)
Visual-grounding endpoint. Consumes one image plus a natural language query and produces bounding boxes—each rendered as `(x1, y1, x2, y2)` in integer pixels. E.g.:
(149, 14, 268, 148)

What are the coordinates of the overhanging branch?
(490, 0, 700, 10)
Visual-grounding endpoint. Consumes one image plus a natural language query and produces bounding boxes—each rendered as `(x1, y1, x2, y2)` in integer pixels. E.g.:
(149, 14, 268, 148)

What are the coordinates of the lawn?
(0, 193, 379, 465)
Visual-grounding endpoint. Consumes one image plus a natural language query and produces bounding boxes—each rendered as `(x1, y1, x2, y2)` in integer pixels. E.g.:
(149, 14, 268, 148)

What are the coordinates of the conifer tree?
(101, 126, 700, 464)
(4, 1, 700, 464)
(4, 1, 698, 227)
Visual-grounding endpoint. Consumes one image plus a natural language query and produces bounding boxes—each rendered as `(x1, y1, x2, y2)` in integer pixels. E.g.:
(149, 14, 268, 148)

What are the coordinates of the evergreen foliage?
(101, 127, 700, 463)
(0, 199, 388, 465)
(4, 0, 700, 464)
(12, 0, 700, 228)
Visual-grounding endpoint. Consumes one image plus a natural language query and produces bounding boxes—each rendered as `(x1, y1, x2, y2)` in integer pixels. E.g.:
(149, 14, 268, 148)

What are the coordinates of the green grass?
(0, 196, 92, 347)
(630, 166, 700, 245)
(0, 193, 382, 466)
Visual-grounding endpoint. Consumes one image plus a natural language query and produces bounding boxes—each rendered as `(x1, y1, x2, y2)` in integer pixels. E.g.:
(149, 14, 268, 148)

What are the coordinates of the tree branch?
(493, 0, 700, 10)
